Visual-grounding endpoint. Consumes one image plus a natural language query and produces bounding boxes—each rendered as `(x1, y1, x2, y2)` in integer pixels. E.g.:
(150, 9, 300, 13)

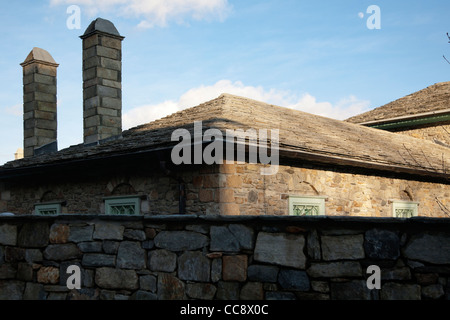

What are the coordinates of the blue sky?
(0, 0, 449, 165)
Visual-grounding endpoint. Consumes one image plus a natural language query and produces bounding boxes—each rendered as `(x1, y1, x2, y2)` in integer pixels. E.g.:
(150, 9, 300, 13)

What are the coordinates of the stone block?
(265, 291, 297, 300)
(102, 241, 120, 254)
(25, 249, 43, 263)
(97, 67, 118, 81)
(247, 265, 279, 283)
(93, 222, 124, 240)
(0, 224, 17, 245)
(421, 284, 444, 299)
(216, 281, 240, 300)
(254, 232, 306, 269)
(364, 229, 400, 260)
(240, 282, 264, 300)
(404, 232, 450, 264)
(96, 46, 119, 60)
(17, 263, 33, 281)
(307, 261, 362, 278)
(77, 241, 102, 253)
(100, 36, 122, 50)
(117, 241, 146, 269)
(49, 224, 70, 244)
(148, 249, 176, 272)
(157, 273, 185, 300)
(82, 253, 116, 267)
(223, 255, 247, 282)
(139, 275, 157, 292)
(37, 266, 59, 284)
(23, 282, 46, 300)
(102, 96, 121, 110)
(321, 234, 364, 261)
(100, 57, 121, 71)
(95, 267, 138, 290)
(18, 222, 49, 248)
(278, 269, 310, 291)
(0, 264, 17, 279)
(131, 290, 157, 300)
(154, 231, 209, 251)
(186, 283, 217, 300)
(381, 282, 421, 300)
(43, 244, 82, 261)
(0, 281, 25, 299)
(330, 280, 372, 300)
(178, 251, 211, 282)
(5, 246, 25, 262)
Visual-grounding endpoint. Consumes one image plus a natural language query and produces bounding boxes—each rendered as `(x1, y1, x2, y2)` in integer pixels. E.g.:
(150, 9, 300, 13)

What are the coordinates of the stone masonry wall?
(393, 123, 450, 146)
(1, 215, 450, 300)
(217, 163, 449, 218)
(1, 162, 448, 218)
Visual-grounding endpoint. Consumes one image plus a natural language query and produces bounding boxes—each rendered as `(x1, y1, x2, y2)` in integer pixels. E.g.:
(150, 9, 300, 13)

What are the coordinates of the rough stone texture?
(49, 224, 69, 244)
(364, 229, 400, 260)
(178, 251, 210, 282)
(240, 282, 264, 300)
(0, 280, 25, 299)
(154, 231, 208, 251)
(117, 241, 146, 269)
(186, 283, 217, 300)
(157, 273, 185, 300)
(381, 283, 421, 300)
(0, 224, 17, 245)
(148, 249, 177, 272)
(2, 216, 450, 300)
(18, 222, 49, 248)
(82, 253, 115, 267)
(69, 225, 94, 242)
(404, 233, 450, 264)
(247, 265, 279, 283)
(93, 222, 124, 240)
(222, 255, 247, 282)
(37, 266, 59, 284)
(43, 244, 81, 261)
(307, 262, 362, 278)
(278, 269, 310, 291)
(254, 232, 306, 269)
(330, 280, 372, 300)
(95, 267, 138, 290)
(321, 235, 365, 261)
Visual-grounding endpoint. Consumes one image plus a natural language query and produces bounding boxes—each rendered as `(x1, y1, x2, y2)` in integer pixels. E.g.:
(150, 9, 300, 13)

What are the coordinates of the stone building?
(0, 18, 449, 218)
(347, 82, 450, 147)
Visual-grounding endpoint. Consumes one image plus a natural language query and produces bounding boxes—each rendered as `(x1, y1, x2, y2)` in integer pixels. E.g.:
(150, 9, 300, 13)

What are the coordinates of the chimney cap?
(20, 47, 59, 67)
(80, 17, 124, 40)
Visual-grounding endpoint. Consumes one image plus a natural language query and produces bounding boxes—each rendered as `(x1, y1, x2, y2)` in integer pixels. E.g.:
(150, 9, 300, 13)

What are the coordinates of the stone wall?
(219, 163, 449, 217)
(393, 122, 450, 146)
(1, 215, 450, 300)
(1, 162, 449, 218)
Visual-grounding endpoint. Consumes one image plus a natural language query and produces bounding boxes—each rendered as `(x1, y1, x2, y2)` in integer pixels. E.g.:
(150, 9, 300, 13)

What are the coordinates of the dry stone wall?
(1, 215, 450, 300)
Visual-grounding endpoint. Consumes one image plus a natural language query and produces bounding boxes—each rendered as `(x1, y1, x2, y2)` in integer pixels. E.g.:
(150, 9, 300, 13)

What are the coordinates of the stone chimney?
(80, 18, 125, 145)
(20, 47, 59, 158)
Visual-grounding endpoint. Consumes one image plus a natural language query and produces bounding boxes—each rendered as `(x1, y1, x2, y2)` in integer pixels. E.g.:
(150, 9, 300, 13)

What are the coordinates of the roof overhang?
(358, 108, 450, 130)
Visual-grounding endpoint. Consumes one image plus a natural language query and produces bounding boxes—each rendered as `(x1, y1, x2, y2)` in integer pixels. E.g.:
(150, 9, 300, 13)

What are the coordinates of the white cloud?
(122, 80, 370, 129)
(3, 104, 22, 117)
(50, 0, 232, 27)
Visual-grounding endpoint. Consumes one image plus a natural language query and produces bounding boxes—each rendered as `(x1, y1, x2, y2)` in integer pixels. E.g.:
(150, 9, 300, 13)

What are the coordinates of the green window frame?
(105, 196, 141, 215)
(35, 203, 61, 215)
(392, 201, 419, 218)
(289, 196, 326, 216)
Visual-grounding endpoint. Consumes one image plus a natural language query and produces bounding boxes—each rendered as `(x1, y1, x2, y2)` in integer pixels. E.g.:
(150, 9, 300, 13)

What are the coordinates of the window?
(392, 201, 419, 218)
(289, 196, 326, 216)
(105, 196, 141, 215)
(35, 203, 61, 215)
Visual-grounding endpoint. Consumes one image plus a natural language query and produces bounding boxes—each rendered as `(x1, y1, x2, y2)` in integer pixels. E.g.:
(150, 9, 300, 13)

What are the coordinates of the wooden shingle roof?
(347, 82, 450, 124)
(1, 94, 449, 179)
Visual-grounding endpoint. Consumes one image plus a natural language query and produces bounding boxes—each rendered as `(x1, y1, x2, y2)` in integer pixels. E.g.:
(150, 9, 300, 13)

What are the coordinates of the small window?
(289, 196, 326, 216)
(392, 201, 419, 218)
(35, 203, 61, 215)
(105, 196, 141, 215)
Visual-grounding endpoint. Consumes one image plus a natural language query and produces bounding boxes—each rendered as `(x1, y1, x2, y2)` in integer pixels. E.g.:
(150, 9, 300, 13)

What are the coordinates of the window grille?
(105, 197, 140, 215)
(289, 196, 326, 216)
(35, 203, 61, 215)
(392, 201, 419, 218)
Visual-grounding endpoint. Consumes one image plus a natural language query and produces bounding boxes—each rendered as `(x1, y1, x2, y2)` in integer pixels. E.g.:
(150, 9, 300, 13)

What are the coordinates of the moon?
(358, 12, 364, 19)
